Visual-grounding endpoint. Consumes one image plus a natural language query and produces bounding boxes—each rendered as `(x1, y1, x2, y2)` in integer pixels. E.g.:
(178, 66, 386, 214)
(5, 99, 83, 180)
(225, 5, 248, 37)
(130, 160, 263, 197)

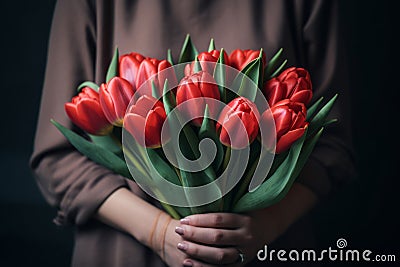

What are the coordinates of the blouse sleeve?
(30, 0, 133, 226)
(295, 0, 357, 197)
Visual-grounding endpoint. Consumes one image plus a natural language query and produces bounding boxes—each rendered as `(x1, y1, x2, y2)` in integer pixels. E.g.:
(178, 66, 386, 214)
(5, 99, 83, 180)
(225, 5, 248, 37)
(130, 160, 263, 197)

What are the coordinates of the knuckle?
(190, 245, 199, 256)
(242, 215, 251, 225)
(185, 226, 195, 239)
(212, 230, 224, 243)
(212, 214, 223, 226)
(216, 250, 227, 262)
(245, 233, 254, 242)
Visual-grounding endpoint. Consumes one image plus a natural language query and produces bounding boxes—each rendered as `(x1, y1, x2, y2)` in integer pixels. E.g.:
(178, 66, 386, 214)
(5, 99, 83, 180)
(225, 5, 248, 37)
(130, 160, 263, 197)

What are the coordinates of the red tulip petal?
(99, 84, 117, 124)
(107, 78, 134, 120)
(136, 59, 158, 92)
(290, 90, 313, 105)
(276, 127, 306, 154)
(65, 103, 79, 123)
(278, 67, 295, 81)
(220, 112, 250, 149)
(124, 113, 146, 146)
(119, 55, 143, 88)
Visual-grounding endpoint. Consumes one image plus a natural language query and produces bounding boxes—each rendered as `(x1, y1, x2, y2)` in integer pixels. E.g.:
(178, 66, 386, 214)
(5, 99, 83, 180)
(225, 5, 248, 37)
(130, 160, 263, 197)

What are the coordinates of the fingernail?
(177, 242, 188, 251)
(180, 218, 190, 225)
(183, 260, 193, 266)
(175, 226, 184, 235)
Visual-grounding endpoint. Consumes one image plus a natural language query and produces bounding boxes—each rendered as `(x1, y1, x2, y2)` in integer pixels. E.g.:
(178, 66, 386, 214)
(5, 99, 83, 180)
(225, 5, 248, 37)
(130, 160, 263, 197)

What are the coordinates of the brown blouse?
(30, 0, 355, 266)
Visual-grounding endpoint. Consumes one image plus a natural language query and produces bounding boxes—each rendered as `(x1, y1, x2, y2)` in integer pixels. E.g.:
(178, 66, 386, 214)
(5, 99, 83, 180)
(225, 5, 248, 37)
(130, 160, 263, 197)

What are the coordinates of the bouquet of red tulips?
(52, 35, 337, 219)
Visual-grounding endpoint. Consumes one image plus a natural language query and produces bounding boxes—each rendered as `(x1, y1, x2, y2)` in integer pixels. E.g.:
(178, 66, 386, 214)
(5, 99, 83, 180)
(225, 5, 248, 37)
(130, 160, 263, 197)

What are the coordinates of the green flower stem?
(122, 146, 149, 178)
(232, 155, 259, 205)
(154, 189, 181, 219)
(222, 146, 231, 171)
(160, 201, 181, 220)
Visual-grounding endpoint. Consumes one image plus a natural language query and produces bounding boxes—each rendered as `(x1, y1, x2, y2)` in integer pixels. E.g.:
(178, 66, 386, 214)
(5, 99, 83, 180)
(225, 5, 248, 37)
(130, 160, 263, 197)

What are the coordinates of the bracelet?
(160, 216, 172, 260)
(148, 211, 163, 249)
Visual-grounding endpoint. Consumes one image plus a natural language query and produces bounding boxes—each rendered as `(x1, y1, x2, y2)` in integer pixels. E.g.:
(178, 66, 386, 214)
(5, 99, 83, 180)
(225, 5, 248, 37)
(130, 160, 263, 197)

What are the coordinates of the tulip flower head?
(119, 52, 147, 88)
(176, 71, 220, 126)
(217, 97, 260, 149)
(261, 99, 308, 154)
(124, 95, 167, 148)
(99, 77, 135, 127)
(65, 87, 113, 135)
(264, 67, 313, 106)
(184, 49, 230, 76)
(120, 53, 174, 97)
(229, 49, 266, 71)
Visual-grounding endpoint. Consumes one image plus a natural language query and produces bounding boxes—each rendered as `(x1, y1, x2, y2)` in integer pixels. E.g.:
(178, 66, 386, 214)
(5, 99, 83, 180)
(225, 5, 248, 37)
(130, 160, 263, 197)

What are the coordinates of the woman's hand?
(173, 183, 317, 266)
(173, 211, 282, 266)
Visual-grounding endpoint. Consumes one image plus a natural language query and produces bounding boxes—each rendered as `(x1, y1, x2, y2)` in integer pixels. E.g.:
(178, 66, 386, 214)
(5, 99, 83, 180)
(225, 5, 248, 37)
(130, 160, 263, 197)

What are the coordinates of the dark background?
(0, 1, 398, 266)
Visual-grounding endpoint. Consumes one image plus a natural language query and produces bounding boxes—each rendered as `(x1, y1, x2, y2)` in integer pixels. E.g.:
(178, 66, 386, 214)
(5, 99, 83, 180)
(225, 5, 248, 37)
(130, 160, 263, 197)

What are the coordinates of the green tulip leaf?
(167, 49, 174, 65)
(166, 107, 221, 214)
(51, 120, 131, 179)
(198, 105, 224, 172)
(208, 38, 216, 52)
(146, 148, 192, 219)
(106, 47, 119, 83)
(193, 57, 202, 73)
(233, 127, 323, 212)
(306, 96, 324, 121)
(89, 134, 122, 155)
(162, 79, 176, 115)
(77, 81, 99, 92)
(264, 48, 287, 80)
(213, 49, 226, 102)
(146, 148, 181, 186)
(233, 49, 263, 102)
(323, 118, 338, 127)
(151, 80, 159, 99)
(269, 59, 287, 79)
(178, 34, 199, 63)
(307, 94, 338, 137)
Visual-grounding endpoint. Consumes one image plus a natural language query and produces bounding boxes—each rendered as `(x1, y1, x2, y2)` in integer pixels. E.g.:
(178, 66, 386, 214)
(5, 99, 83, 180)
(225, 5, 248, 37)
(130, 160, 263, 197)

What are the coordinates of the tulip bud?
(184, 50, 230, 76)
(264, 67, 313, 106)
(65, 87, 113, 135)
(229, 49, 266, 71)
(130, 58, 175, 99)
(124, 95, 167, 148)
(217, 97, 260, 149)
(120, 53, 175, 97)
(99, 77, 135, 127)
(261, 99, 308, 154)
(119, 52, 146, 88)
(176, 71, 220, 126)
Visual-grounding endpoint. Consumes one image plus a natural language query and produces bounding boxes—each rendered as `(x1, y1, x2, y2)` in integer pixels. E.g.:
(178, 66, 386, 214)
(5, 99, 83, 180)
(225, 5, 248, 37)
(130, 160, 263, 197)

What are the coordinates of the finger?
(181, 213, 249, 229)
(175, 224, 241, 245)
(177, 241, 240, 265)
(183, 258, 243, 267)
(182, 258, 215, 267)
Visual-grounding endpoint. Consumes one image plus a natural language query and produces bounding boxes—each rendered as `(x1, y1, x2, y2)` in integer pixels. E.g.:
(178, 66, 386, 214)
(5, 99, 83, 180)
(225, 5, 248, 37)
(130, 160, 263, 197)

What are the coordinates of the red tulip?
(217, 97, 260, 149)
(124, 95, 167, 148)
(261, 99, 308, 154)
(135, 58, 173, 95)
(119, 52, 146, 88)
(99, 77, 135, 127)
(264, 67, 313, 106)
(65, 87, 113, 135)
(229, 49, 266, 71)
(176, 71, 220, 126)
(184, 49, 230, 76)
(120, 53, 174, 97)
